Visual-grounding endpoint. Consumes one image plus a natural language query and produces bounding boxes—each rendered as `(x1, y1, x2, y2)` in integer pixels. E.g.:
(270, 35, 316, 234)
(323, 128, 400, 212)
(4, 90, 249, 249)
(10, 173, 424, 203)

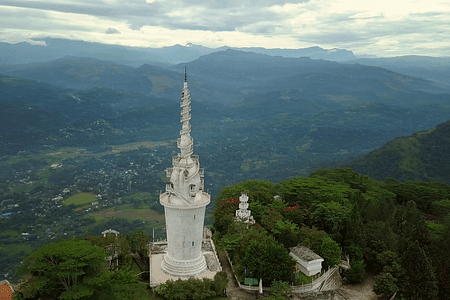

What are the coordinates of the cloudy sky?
(1, 0, 449, 57)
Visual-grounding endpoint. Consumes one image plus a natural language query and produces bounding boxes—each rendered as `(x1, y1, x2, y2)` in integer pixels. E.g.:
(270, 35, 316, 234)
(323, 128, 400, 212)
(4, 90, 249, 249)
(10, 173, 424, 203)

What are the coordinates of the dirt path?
(218, 252, 259, 300)
(337, 275, 378, 300)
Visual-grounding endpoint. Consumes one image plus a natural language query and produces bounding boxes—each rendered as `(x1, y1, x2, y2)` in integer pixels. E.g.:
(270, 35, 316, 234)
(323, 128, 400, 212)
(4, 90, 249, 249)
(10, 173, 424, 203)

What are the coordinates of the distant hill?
(178, 50, 450, 92)
(0, 38, 356, 68)
(233, 45, 356, 61)
(346, 56, 450, 88)
(2, 38, 449, 89)
(0, 57, 230, 105)
(0, 74, 185, 154)
(346, 120, 450, 183)
(5, 51, 450, 109)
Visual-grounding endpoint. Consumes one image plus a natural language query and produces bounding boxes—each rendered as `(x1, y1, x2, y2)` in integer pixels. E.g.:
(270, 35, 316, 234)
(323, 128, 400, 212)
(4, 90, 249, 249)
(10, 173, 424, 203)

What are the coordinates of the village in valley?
(3, 72, 448, 300)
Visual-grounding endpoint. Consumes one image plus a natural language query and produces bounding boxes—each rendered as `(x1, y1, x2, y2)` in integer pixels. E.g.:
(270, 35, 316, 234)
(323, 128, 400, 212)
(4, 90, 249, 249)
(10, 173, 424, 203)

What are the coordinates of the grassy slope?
(64, 193, 97, 206)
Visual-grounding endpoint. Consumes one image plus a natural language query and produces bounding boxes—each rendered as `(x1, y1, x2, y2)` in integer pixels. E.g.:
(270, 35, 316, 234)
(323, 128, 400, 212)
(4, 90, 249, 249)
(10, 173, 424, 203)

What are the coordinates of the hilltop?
(346, 119, 450, 183)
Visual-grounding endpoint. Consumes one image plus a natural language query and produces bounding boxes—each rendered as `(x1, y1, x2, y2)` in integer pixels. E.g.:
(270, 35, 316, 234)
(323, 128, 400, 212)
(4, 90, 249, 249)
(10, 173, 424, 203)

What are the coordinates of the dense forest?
(212, 168, 450, 300)
(347, 119, 450, 184)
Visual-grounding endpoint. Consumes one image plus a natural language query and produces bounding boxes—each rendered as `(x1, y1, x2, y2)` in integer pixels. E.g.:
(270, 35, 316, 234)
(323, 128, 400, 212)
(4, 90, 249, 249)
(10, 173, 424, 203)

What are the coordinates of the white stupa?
(235, 192, 255, 224)
(159, 70, 211, 277)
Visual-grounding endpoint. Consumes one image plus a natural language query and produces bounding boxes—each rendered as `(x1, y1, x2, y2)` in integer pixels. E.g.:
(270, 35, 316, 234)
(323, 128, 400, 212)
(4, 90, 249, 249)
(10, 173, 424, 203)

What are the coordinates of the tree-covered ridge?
(347, 119, 450, 184)
(212, 168, 450, 299)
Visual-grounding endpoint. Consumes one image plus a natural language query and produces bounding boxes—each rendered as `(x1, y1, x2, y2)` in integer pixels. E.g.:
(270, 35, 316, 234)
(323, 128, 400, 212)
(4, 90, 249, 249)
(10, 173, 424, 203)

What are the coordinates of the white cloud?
(0, 0, 449, 57)
(105, 27, 120, 34)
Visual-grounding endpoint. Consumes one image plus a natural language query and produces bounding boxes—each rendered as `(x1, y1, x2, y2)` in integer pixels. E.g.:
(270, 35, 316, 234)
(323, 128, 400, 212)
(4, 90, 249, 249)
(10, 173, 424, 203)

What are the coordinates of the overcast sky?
(1, 0, 449, 57)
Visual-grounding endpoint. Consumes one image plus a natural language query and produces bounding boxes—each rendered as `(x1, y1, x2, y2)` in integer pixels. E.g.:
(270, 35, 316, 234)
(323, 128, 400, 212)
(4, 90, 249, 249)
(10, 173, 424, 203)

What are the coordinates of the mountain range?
(1, 44, 450, 185)
(0, 38, 356, 68)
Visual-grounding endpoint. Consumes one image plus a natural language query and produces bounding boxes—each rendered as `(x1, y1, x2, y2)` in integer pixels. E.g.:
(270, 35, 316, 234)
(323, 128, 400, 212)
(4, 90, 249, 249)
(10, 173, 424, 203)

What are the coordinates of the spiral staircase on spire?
(159, 70, 210, 277)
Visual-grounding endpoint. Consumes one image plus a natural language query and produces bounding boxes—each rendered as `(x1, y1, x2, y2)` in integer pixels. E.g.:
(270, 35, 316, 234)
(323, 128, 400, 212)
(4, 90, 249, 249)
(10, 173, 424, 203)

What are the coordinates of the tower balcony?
(172, 153, 197, 168)
(166, 168, 173, 178)
(160, 190, 210, 209)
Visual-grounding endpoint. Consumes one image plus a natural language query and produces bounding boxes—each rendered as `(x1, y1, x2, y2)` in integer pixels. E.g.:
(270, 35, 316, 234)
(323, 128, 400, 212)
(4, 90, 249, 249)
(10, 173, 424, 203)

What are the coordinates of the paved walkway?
(217, 253, 377, 300)
(293, 291, 346, 300)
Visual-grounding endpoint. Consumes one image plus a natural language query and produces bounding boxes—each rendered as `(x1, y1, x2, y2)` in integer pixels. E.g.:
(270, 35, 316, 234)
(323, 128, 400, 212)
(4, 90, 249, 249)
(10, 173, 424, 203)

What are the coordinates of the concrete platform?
(149, 239, 222, 287)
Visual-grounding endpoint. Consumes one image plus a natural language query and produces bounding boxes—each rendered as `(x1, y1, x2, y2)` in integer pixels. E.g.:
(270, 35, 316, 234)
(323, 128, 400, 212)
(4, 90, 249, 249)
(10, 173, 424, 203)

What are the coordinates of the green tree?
(298, 226, 327, 254)
(280, 177, 358, 207)
(248, 200, 267, 223)
(312, 201, 350, 241)
(373, 273, 398, 298)
(17, 238, 108, 300)
(282, 204, 307, 227)
(270, 280, 292, 299)
(94, 267, 146, 300)
(400, 240, 438, 300)
(125, 230, 150, 257)
(242, 237, 296, 285)
(213, 271, 229, 296)
(213, 197, 239, 235)
(394, 201, 430, 253)
(219, 233, 243, 256)
(261, 209, 284, 232)
(272, 220, 300, 248)
(345, 260, 366, 283)
(320, 236, 341, 268)
(342, 199, 367, 249)
(154, 272, 228, 300)
(213, 180, 278, 205)
(377, 250, 396, 266)
(344, 245, 366, 283)
(430, 222, 450, 300)
(384, 179, 449, 213)
(87, 234, 132, 269)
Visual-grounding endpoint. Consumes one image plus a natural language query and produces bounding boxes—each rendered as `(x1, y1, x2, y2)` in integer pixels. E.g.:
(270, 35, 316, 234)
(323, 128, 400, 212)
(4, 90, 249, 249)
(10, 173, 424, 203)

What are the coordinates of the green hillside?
(347, 120, 450, 183)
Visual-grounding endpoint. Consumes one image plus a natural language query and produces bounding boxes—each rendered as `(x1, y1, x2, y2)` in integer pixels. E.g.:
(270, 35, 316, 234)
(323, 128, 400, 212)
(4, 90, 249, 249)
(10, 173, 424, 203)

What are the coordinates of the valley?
(1, 47, 450, 287)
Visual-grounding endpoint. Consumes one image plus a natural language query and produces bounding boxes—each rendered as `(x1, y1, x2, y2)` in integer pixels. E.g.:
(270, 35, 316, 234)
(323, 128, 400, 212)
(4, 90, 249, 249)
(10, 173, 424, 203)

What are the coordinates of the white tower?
(159, 70, 210, 277)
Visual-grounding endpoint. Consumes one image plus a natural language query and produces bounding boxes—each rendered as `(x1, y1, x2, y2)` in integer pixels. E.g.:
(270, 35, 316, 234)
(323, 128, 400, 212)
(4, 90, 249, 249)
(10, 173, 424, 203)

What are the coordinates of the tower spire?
(159, 71, 211, 278)
(178, 68, 193, 158)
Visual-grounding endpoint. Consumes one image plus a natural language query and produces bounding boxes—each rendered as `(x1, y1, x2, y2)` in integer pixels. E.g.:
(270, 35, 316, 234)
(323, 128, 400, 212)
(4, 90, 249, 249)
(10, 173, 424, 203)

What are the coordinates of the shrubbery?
(154, 271, 228, 300)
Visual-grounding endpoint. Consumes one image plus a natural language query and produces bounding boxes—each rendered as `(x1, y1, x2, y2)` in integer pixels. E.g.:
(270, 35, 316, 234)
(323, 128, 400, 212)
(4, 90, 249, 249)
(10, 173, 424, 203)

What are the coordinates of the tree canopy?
(211, 168, 450, 297)
(18, 238, 108, 300)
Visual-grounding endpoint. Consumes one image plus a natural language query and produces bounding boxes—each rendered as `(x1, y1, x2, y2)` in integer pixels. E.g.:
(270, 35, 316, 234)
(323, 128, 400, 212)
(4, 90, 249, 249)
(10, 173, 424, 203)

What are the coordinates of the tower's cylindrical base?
(161, 253, 207, 277)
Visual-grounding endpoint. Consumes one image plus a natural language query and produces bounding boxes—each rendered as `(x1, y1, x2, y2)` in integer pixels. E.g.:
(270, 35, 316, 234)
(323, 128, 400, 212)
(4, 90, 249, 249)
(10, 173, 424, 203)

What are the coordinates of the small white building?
(290, 245, 324, 276)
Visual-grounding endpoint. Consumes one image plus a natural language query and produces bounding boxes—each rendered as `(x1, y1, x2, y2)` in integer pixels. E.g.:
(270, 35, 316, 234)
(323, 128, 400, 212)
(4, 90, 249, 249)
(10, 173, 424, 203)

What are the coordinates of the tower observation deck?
(159, 70, 210, 277)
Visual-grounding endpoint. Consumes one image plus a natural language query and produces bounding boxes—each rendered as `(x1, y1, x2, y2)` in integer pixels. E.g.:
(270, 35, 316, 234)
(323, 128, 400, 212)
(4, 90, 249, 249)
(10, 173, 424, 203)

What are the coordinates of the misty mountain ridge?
(2, 50, 450, 110)
(2, 37, 449, 89)
(346, 55, 450, 88)
(0, 38, 356, 67)
(1, 46, 450, 184)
